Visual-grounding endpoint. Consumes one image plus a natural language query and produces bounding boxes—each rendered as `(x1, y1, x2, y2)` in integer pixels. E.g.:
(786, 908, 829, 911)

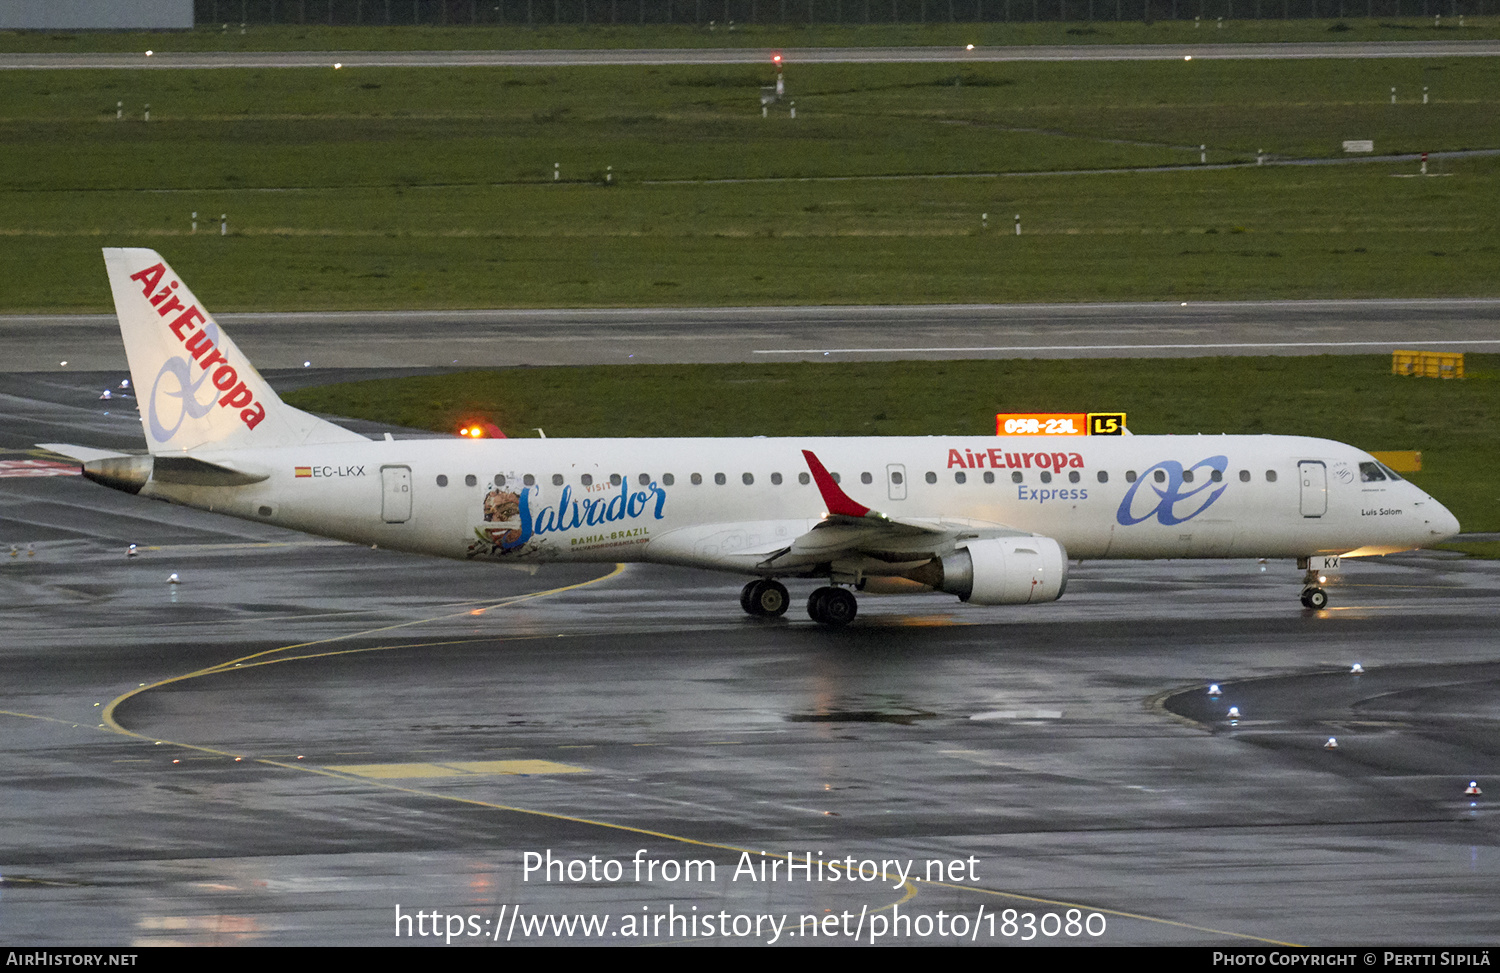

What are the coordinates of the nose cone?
(1427, 499, 1461, 543)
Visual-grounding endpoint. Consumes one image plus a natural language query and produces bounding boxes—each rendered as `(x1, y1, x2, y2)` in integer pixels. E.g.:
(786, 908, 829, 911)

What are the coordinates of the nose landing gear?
(1297, 556, 1338, 611)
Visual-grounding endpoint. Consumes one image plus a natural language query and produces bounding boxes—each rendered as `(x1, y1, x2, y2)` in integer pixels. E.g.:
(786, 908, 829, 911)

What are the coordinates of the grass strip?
(3, 59, 1496, 311)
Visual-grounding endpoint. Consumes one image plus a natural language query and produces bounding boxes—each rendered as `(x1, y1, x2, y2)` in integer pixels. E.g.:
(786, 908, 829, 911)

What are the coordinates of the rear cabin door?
(381, 465, 412, 523)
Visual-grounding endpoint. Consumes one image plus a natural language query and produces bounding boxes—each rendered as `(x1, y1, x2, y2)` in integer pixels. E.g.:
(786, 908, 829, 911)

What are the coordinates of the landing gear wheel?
(807, 585, 858, 627)
(1300, 586, 1328, 610)
(806, 587, 830, 621)
(741, 579, 790, 617)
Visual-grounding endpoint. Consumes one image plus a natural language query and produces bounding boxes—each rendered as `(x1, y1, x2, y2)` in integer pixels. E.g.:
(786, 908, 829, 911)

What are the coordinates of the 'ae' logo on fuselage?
(1116, 457, 1229, 526)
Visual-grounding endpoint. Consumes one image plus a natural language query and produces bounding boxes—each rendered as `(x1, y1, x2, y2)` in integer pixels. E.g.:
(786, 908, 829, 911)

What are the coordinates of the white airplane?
(43, 248, 1460, 626)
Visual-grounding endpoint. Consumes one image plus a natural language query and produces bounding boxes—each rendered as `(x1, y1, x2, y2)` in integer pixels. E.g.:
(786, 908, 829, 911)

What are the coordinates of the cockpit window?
(1359, 462, 1387, 483)
(1378, 462, 1404, 481)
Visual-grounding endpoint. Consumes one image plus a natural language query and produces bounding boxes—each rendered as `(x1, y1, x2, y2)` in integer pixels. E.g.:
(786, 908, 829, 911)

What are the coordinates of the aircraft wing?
(756, 450, 1030, 572)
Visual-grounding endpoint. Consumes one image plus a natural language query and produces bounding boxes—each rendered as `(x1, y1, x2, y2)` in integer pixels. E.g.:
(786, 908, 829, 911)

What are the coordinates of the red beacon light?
(771, 52, 783, 65)
(457, 421, 506, 439)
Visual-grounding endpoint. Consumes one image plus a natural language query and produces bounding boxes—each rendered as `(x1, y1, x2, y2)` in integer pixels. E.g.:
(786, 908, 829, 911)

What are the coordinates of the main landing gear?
(738, 581, 858, 626)
(740, 578, 790, 617)
(807, 586, 858, 627)
(739, 579, 858, 627)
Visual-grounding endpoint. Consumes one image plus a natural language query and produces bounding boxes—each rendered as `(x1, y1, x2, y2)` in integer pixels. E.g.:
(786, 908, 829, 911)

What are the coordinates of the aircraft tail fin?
(103, 248, 366, 454)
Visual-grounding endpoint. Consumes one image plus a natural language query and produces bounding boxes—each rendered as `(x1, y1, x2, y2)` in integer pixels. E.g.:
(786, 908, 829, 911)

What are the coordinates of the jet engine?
(907, 537, 1068, 605)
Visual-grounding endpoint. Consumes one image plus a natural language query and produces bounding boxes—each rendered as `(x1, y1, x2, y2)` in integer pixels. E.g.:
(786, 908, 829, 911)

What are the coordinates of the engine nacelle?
(913, 537, 1068, 605)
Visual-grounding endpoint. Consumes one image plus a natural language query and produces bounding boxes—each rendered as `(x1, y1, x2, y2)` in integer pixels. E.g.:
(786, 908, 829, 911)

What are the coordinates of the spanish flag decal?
(295, 467, 312, 478)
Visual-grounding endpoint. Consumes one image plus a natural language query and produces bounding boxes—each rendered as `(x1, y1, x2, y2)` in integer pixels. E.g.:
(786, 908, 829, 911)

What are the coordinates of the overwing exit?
(40, 249, 1462, 626)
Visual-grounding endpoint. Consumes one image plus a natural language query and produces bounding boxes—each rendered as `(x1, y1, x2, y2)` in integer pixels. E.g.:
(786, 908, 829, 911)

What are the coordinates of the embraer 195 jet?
(43, 249, 1461, 626)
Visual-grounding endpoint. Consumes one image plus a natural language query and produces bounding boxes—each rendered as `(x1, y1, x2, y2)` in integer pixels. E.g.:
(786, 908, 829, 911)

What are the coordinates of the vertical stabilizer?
(103, 248, 365, 454)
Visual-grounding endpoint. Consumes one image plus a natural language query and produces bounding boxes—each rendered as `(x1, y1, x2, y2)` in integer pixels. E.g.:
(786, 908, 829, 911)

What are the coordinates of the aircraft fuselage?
(131, 434, 1455, 575)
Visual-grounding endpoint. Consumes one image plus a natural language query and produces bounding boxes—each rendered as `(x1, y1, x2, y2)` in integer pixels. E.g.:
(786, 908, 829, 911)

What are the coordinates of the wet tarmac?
(7, 298, 1500, 371)
(6, 40, 1499, 71)
(2, 370, 1497, 946)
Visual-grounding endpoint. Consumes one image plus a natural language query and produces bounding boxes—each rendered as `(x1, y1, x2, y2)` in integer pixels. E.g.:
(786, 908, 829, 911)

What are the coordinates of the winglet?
(801, 449, 871, 518)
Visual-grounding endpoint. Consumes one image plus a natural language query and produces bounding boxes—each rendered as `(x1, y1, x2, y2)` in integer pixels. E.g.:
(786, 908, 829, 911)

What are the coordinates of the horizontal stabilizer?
(37, 443, 130, 464)
(67, 452, 268, 494)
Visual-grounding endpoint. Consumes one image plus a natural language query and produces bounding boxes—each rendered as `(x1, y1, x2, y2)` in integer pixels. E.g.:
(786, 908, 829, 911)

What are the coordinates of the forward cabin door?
(1299, 461, 1327, 518)
(381, 465, 412, 523)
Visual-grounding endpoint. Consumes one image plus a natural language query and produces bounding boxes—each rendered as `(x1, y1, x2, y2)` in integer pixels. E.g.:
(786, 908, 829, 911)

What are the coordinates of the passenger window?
(523, 474, 536, 487)
(983, 471, 995, 484)
(1266, 470, 1278, 482)
(1239, 470, 1250, 482)
(832, 472, 841, 484)
(925, 471, 937, 484)
(494, 474, 506, 487)
(691, 473, 703, 485)
(742, 472, 754, 485)
(1154, 470, 1166, 484)
(551, 474, 564, 486)
(1211, 469, 1223, 482)
(1011, 471, 1023, 483)
(861, 472, 872, 485)
(1126, 471, 1137, 482)
(610, 474, 622, 486)
(436, 475, 449, 487)
(638, 473, 650, 486)
(1097, 471, 1108, 483)
(798, 472, 810, 485)
(955, 471, 967, 484)
(714, 473, 726, 485)
(581, 474, 593, 487)
(1068, 471, 1080, 484)
(662, 473, 675, 486)
(464, 474, 477, 487)
(890, 471, 903, 484)
(1182, 470, 1194, 483)
(771, 472, 783, 485)
(1039, 471, 1052, 484)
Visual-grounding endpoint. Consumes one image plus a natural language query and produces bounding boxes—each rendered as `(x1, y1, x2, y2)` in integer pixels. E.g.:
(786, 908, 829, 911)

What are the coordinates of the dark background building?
(1, 0, 194, 29)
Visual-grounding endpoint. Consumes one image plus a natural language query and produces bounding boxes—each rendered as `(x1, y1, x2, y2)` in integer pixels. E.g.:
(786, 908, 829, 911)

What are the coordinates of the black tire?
(755, 579, 790, 617)
(808, 586, 857, 626)
(821, 587, 858, 626)
(1301, 586, 1328, 610)
(740, 580, 761, 615)
(807, 586, 832, 623)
